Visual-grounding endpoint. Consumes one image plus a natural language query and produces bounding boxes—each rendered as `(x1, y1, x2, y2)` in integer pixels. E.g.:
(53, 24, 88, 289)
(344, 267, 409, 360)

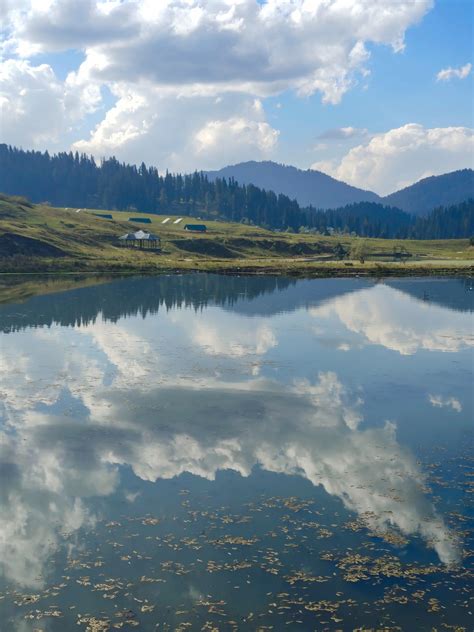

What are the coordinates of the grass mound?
(0, 232, 67, 257)
(172, 238, 239, 258)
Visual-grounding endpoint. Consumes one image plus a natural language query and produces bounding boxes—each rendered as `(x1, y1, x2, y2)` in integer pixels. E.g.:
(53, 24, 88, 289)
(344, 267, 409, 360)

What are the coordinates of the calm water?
(0, 275, 472, 631)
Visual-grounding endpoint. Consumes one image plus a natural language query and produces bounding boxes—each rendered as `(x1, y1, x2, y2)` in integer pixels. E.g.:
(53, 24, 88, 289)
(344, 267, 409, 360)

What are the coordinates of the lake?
(0, 274, 472, 631)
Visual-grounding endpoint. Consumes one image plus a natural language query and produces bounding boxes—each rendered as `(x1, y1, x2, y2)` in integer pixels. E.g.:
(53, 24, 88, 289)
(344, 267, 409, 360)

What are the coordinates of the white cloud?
(436, 62, 472, 82)
(72, 88, 278, 170)
(311, 123, 474, 195)
(194, 114, 279, 161)
(0, 0, 434, 167)
(6, 1, 431, 100)
(429, 394, 462, 413)
(0, 58, 101, 147)
(0, 0, 138, 57)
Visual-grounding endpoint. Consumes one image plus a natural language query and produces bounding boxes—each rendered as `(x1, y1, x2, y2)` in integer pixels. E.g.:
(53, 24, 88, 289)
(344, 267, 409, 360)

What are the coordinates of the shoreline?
(1, 266, 472, 307)
(0, 261, 472, 278)
(0, 262, 474, 279)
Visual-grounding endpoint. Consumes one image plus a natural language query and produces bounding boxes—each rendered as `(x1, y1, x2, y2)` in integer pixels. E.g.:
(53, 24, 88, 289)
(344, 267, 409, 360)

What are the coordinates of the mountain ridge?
(383, 169, 474, 215)
(206, 161, 473, 215)
(205, 161, 380, 210)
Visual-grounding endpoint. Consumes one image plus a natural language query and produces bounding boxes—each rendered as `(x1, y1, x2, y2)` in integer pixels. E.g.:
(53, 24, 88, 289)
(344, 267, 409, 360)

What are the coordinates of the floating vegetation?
(284, 571, 329, 585)
(1, 277, 473, 631)
(14, 595, 41, 606)
(211, 535, 258, 546)
(2, 480, 471, 630)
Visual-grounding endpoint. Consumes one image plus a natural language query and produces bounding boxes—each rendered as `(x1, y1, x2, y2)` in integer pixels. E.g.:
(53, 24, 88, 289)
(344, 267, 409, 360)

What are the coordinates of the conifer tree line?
(1, 144, 472, 239)
(309, 200, 474, 240)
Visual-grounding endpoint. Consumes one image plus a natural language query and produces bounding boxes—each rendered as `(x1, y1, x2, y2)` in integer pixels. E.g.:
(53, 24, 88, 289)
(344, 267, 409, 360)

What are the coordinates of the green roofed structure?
(128, 217, 151, 224)
(184, 224, 207, 232)
(93, 213, 113, 219)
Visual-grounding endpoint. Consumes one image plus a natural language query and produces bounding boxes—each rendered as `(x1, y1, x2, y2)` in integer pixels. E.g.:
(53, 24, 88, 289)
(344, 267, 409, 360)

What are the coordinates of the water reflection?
(0, 372, 461, 590)
(1, 277, 470, 593)
(1, 274, 472, 335)
(310, 284, 474, 355)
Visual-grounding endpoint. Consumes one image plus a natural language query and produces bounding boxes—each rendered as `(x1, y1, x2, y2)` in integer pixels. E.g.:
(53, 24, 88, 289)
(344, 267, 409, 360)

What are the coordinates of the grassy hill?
(0, 195, 473, 276)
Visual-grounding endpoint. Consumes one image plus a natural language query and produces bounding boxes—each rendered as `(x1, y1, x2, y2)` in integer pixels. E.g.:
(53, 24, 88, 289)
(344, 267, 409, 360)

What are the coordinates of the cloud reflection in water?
(0, 281, 467, 588)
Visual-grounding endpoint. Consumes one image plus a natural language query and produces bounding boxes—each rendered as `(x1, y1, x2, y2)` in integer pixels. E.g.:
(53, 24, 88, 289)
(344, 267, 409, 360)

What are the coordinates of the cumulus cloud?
(5, 1, 431, 98)
(194, 114, 279, 162)
(0, 58, 101, 147)
(311, 123, 474, 194)
(0, 0, 138, 57)
(0, 0, 434, 167)
(436, 62, 472, 82)
(73, 88, 278, 170)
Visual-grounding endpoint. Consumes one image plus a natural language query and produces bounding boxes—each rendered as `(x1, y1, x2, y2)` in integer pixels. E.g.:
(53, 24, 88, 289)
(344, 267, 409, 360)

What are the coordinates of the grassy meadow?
(0, 195, 473, 276)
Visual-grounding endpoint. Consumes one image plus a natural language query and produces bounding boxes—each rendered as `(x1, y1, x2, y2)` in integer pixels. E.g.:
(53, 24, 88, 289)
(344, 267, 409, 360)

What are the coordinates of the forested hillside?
(207, 161, 474, 216)
(206, 161, 380, 208)
(383, 169, 474, 215)
(0, 144, 306, 229)
(311, 200, 474, 239)
(0, 145, 472, 239)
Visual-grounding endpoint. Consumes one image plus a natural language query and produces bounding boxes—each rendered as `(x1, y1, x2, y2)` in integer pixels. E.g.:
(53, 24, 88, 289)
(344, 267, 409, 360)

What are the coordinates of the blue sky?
(268, 0, 473, 168)
(1, 0, 472, 194)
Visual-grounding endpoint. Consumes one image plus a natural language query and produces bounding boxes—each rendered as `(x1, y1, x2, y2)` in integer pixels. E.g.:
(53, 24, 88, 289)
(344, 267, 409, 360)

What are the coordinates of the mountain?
(1, 145, 472, 237)
(206, 161, 474, 216)
(205, 161, 380, 209)
(382, 169, 474, 215)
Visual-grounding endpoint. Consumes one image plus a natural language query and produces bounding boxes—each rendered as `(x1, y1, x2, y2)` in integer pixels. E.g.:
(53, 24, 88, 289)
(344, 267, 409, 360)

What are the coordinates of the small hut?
(184, 224, 207, 232)
(128, 216, 152, 224)
(93, 213, 113, 219)
(118, 230, 161, 250)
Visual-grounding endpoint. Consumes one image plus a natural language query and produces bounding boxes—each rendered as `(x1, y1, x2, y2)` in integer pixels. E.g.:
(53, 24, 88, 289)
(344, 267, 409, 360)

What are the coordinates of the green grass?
(0, 195, 473, 276)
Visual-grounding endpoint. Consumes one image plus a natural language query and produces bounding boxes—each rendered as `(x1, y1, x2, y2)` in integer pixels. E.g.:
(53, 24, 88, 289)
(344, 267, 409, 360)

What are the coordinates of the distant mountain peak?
(206, 161, 473, 215)
(382, 168, 474, 215)
(205, 160, 380, 210)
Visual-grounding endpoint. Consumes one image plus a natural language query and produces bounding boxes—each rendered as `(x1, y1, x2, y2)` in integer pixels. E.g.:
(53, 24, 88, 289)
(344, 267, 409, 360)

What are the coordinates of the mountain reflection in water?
(1, 274, 472, 334)
(0, 275, 472, 630)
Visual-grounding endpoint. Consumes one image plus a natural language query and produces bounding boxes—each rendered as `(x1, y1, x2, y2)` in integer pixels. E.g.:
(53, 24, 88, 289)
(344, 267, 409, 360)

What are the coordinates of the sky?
(0, 0, 472, 195)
